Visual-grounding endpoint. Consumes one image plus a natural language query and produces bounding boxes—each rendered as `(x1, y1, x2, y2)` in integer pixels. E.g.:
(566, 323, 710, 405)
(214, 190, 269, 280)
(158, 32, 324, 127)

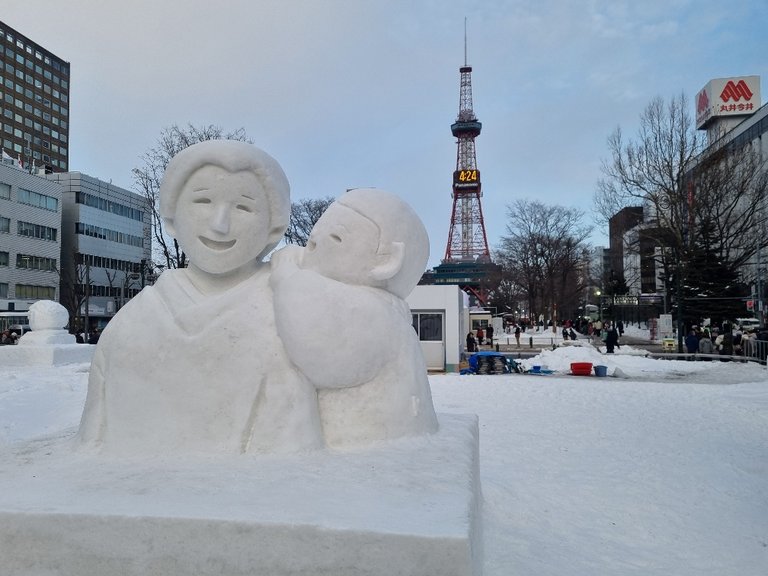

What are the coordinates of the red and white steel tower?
(425, 32, 500, 306)
(444, 60, 491, 263)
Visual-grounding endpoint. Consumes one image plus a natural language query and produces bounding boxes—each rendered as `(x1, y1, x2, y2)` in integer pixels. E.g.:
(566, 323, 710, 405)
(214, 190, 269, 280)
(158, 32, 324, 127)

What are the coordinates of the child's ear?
(370, 241, 405, 282)
(269, 225, 285, 242)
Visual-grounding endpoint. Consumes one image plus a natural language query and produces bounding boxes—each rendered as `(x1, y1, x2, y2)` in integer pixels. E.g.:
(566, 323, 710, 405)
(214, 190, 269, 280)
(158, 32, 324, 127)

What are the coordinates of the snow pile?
(513, 337, 755, 382)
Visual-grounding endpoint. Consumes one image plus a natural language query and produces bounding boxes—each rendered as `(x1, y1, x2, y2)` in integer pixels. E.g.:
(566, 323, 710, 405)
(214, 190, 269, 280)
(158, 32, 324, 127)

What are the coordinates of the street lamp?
(596, 290, 603, 323)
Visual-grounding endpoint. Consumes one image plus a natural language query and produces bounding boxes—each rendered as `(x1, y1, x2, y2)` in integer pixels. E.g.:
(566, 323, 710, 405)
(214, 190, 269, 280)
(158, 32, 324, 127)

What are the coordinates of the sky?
(3, 1, 768, 268)
(2, 327, 767, 574)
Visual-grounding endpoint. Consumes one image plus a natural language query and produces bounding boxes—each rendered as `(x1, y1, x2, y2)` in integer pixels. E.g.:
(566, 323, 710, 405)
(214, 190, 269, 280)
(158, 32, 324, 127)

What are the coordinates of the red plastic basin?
(570, 362, 593, 376)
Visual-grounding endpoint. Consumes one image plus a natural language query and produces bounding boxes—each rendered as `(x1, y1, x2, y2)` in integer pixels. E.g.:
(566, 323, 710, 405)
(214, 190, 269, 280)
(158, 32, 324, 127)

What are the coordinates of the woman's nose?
(209, 204, 231, 235)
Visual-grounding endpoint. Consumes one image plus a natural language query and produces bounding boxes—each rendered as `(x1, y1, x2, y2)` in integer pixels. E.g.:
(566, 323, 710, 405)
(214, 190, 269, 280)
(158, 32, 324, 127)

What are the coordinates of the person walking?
(604, 323, 619, 353)
(514, 325, 521, 348)
(486, 325, 494, 348)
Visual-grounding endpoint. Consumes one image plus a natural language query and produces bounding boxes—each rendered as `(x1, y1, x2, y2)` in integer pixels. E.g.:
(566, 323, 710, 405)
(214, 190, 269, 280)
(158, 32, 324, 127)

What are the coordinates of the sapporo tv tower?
(427, 30, 500, 306)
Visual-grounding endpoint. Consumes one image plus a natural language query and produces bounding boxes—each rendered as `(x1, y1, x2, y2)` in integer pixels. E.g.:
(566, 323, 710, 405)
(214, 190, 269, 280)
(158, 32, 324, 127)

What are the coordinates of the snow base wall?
(0, 344, 94, 366)
(0, 413, 482, 576)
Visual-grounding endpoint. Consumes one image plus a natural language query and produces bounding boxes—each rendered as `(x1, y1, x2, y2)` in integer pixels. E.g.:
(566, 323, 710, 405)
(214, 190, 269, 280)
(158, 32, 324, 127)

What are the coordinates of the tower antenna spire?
(464, 17, 468, 66)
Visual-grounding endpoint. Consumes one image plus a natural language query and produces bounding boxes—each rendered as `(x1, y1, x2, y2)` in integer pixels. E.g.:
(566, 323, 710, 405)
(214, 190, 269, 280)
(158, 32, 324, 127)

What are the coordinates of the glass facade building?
(44, 172, 151, 331)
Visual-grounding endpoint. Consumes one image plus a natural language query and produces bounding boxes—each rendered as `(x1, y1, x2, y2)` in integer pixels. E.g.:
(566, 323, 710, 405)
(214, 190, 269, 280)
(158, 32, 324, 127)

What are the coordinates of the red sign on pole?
(746, 300, 754, 310)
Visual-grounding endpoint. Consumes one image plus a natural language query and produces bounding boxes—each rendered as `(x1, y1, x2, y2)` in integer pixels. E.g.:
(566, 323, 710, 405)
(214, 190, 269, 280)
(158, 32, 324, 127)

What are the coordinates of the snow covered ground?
(1, 336, 766, 575)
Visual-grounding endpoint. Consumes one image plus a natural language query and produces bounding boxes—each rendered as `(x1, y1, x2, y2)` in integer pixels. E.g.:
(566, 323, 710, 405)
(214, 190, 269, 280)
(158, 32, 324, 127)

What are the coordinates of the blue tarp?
(462, 351, 520, 375)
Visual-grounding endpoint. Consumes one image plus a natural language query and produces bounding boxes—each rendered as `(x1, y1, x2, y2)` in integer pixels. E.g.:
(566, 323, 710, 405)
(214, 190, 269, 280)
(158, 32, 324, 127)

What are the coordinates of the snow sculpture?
(18, 300, 75, 346)
(77, 142, 438, 455)
(77, 140, 322, 454)
(271, 188, 438, 447)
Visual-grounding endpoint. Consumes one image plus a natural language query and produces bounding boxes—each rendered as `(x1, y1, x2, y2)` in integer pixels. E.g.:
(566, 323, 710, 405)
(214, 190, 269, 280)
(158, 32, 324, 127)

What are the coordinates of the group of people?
(561, 326, 578, 341)
(586, 319, 624, 339)
(0, 329, 19, 345)
(685, 324, 760, 358)
(75, 329, 100, 344)
(466, 325, 495, 352)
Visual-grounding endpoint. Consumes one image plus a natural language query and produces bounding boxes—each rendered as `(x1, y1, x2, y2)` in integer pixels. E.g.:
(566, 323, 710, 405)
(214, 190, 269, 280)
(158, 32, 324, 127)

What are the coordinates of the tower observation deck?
(424, 60, 500, 306)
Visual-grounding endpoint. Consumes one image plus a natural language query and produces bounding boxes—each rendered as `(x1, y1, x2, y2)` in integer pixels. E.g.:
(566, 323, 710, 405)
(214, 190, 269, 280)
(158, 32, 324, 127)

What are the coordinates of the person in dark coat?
(486, 325, 494, 347)
(466, 332, 477, 352)
(604, 324, 619, 353)
(685, 329, 699, 354)
(719, 323, 734, 360)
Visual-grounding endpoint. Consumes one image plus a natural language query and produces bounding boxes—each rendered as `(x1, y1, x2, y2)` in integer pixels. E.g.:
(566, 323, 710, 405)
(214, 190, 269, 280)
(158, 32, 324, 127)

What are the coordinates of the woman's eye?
(193, 198, 211, 204)
(330, 233, 342, 243)
(236, 204, 254, 213)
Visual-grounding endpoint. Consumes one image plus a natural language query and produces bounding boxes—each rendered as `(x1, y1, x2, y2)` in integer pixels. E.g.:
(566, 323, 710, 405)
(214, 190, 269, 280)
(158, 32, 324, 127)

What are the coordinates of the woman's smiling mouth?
(199, 237, 236, 250)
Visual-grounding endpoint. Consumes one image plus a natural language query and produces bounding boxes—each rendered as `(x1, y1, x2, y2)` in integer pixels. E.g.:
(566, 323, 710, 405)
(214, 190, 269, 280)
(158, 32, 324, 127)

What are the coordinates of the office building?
(0, 160, 63, 314)
(0, 20, 70, 174)
(44, 172, 151, 332)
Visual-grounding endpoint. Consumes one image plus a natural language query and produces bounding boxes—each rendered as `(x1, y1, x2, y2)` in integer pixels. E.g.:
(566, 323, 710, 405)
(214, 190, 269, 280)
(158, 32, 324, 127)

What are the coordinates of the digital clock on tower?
(453, 169, 480, 186)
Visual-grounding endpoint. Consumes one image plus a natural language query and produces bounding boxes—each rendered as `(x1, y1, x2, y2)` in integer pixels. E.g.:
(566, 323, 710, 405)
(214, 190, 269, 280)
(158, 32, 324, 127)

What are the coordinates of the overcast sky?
(4, 1, 768, 268)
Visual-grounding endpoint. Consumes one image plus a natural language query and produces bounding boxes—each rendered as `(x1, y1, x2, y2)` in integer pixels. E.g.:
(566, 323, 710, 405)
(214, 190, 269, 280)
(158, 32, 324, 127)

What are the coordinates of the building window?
(75, 191, 145, 221)
(17, 188, 58, 211)
(15, 284, 55, 299)
(0, 215, 9, 233)
(75, 221, 144, 247)
(16, 253, 57, 272)
(17, 220, 57, 241)
(0, 182, 10, 199)
(0, 283, 7, 298)
(411, 312, 444, 342)
(0, 251, 8, 266)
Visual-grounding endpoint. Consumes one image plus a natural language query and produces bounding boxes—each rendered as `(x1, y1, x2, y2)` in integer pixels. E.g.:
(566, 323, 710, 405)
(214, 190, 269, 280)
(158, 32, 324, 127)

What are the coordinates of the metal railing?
(648, 339, 768, 365)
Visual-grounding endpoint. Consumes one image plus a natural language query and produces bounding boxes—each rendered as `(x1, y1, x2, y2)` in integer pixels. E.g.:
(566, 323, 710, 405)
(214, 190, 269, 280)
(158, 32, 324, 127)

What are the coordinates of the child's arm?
(272, 269, 388, 389)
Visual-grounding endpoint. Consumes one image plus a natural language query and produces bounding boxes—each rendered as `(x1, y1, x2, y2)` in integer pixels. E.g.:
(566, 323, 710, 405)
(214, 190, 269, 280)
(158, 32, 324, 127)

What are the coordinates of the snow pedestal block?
(0, 343, 94, 366)
(0, 413, 482, 576)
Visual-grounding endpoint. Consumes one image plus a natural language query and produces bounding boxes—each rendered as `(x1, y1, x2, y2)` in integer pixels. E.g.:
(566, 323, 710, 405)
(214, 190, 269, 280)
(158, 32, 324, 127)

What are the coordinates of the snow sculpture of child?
(77, 140, 322, 455)
(270, 188, 439, 448)
(18, 300, 75, 345)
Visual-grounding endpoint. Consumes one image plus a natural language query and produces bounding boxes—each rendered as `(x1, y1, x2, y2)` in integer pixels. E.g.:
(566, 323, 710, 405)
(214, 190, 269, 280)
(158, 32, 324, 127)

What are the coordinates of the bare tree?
(284, 196, 335, 246)
(103, 269, 139, 312)
(496, 200, 593, 324)
(132, 124, 250, 270)
(56, 253, 89, 332)
(687, 139, 768, 270)
(596, 93, 768, 331)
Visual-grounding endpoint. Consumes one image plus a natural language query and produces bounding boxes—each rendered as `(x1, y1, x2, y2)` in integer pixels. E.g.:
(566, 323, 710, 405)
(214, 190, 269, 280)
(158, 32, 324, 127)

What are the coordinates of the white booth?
(406, 285, 466, 372)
